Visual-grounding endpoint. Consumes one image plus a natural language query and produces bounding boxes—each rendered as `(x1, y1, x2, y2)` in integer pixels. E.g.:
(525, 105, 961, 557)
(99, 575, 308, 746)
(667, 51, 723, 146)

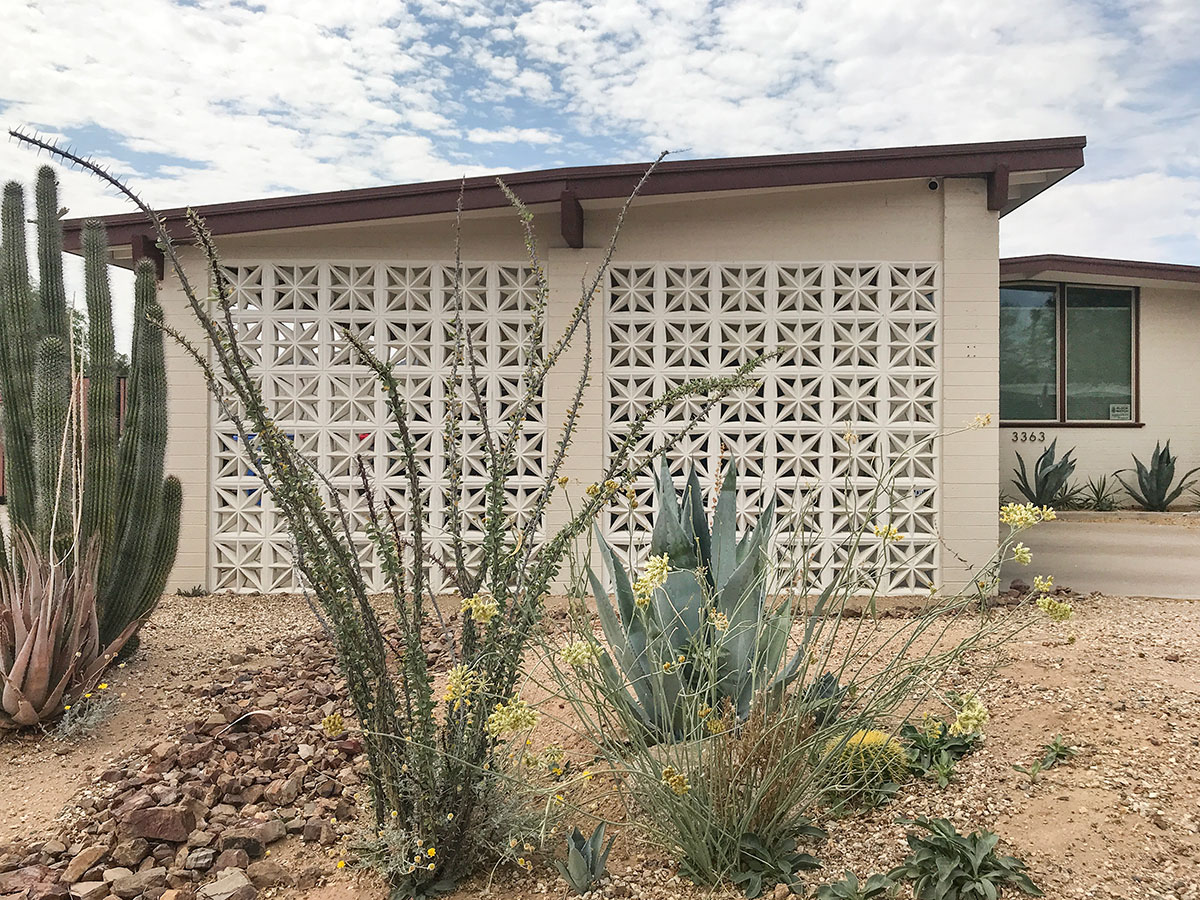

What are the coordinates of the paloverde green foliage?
(554, 823, 615, 895)
(889, 817, 1043, 899)
(589, 459, 811, 741)
(1011, 440, 1076, 507)
(12, 133, 768, 898)
(816, 870, 895, 900)
(0, 167, 180, 728)
(1116, 440, 1200, 511)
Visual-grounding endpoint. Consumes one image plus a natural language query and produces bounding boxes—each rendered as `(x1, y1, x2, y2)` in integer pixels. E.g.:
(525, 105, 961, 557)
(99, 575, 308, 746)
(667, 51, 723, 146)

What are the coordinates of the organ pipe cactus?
(0, 167, 180, 727)
(589, 458, 815, 742)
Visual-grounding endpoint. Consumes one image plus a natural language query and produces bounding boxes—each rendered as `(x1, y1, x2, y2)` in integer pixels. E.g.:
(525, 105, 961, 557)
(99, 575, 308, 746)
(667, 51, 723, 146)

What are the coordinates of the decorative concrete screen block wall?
(211, 261, 545, 592)
(604, 262, 941, 594)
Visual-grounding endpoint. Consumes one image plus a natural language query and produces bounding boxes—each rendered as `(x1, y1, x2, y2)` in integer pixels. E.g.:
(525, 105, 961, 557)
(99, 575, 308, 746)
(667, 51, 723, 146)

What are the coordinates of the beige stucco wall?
(156, 176, 1002, 592)
(998, 277, 1200, 503)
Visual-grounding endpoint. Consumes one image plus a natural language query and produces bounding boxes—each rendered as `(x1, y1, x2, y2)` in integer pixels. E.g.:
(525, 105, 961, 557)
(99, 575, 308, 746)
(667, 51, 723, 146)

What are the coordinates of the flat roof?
(62, 136, 1085, 259)
(1001, 254, 1200, 286)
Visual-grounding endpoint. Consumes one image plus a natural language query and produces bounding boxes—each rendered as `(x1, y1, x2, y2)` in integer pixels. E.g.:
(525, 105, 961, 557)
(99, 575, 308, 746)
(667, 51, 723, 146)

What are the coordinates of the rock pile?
(0, 630, 372, 900)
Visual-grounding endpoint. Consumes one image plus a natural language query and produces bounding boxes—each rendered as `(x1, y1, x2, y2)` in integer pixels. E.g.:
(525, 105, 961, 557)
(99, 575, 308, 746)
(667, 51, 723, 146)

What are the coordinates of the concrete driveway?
(998, 512, 1200, 600)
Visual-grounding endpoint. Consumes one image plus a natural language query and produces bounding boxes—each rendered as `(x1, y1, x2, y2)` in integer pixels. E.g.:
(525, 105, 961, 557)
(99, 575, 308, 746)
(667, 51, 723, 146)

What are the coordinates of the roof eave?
(1001, 254, 1200, 287)
(62, 135, 1087, 258)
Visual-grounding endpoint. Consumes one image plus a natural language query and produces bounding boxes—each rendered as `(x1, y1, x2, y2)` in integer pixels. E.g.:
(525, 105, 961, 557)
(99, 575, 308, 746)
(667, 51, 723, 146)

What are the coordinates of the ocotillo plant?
(0, 167, 180, 683)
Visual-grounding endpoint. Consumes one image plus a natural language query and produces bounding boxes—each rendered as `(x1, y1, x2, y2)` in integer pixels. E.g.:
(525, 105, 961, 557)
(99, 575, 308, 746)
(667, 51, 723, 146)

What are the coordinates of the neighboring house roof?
(1001, 254, 1200, 287)
(62, 136, 1085, 267)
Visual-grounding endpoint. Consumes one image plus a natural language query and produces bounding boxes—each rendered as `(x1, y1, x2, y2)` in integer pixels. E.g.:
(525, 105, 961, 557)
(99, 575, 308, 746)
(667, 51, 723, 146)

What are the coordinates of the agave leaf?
(711, 465, 738, 589)
(651, 569, 706, 655)
(594, 529, 640, 631)
(650, 464, 697, 566)
(586, 822, 606, 861)
(588, 565, 651, 708)
(684, 466, 711, 570)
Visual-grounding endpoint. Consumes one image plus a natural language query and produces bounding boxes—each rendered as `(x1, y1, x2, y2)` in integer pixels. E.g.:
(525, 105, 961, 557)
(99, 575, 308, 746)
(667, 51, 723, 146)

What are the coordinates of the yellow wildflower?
(872, 523, 905, 542)
(486, 696, 539, 737)
(427, 848, 436, 857)
(443, 664, 484, 711)
(1037, 594, 1074, 623)
(1033, 574, 1054, 594)
(661, 765, 690, 796)
(710, 611, 729, 632)
(336, 860, 346, 869)
(462, 590, 499, 626)
(1012, 543, 1032, 565)
(999, 502, 1055, 530)
(949, 693, 989, 736)
(633, 554, 671, 607)
(560, 640, 601, 668)
(585, 483, 600, 497)
(969, 413, 992, 429)
(557, 475, 569, 486)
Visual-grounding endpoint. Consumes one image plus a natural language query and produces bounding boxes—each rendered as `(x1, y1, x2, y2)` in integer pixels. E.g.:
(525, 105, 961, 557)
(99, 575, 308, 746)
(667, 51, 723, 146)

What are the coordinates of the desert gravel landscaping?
(2, 589, 1198, 900)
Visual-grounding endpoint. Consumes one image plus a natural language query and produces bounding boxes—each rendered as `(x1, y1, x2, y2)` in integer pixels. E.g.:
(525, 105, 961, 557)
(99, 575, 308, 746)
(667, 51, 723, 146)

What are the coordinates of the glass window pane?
(1065, 286, 1133, 421)
(1000, 286, 1058, 420)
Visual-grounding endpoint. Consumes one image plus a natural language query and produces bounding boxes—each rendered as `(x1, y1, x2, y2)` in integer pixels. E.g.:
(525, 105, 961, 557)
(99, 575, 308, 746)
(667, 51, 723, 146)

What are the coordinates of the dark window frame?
(999, 280, 1141, 427)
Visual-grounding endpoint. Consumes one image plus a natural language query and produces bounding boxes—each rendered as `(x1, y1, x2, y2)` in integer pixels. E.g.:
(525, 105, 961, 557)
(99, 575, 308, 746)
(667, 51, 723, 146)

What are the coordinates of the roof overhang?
(63, 135, 1086, 270)
(1001, 254, 1200, 288)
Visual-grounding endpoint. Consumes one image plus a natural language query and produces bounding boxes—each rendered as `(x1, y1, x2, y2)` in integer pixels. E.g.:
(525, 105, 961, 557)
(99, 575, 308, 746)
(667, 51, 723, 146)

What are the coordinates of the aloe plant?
(1, 532, 137, 729)
(554, 823, 615, 895)
(1116, 440, 1200, 511)
(1012, 440, 1076, 506)
(589, 458, 819, 742)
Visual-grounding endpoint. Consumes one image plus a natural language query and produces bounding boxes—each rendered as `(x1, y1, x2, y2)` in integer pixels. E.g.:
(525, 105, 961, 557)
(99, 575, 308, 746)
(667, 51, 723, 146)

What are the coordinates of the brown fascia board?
(1001, 254, 1200, 286)
(62, 135, 1086, 253)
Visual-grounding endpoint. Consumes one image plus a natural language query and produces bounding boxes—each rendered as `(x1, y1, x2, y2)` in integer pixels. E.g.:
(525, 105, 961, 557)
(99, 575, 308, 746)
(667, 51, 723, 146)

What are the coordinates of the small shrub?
(803, 671, 853, 726)
(1117, 440, 1200, 511)
(816, 870, 895, 899)
(554, 823, 615, 895)
(1012, 441, 1076, 506)
(889, 817, 1043, 898)
(929, 751, 957, 789)
(729, 831, 823, 899)
(902, 718, 979, 776)
(1039, 734, 1077, 768)
(1080, 475, 1119, 511)
(1011, 759, 1044, 784)
(821, 729, 908, 797)
(53, 691, 118, 741)
(176, 584, 209, 597)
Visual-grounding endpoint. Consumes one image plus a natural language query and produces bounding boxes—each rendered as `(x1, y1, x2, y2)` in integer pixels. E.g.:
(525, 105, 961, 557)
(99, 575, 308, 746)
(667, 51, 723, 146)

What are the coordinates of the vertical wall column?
(940, 179, 1001, 589)
(160, 248, 211, 590)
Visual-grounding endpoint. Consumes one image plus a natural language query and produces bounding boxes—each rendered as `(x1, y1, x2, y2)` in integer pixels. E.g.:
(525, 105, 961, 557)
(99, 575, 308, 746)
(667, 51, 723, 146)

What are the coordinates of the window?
(999, 282, 1136, 424)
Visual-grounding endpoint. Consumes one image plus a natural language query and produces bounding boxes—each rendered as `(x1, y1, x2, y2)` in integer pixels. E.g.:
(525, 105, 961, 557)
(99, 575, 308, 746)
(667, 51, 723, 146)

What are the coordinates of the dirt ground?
(3, 591, 1198, 900)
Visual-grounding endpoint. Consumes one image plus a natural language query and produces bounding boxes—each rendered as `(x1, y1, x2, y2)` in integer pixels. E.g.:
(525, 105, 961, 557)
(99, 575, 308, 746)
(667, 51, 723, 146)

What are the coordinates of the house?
(998, 254, 1200, 498)
(60, 137, 1098, 595)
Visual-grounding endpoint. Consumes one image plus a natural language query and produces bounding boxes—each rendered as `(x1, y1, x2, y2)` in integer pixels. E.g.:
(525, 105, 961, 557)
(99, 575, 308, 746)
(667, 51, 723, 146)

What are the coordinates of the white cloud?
(465, 126, 561, 144)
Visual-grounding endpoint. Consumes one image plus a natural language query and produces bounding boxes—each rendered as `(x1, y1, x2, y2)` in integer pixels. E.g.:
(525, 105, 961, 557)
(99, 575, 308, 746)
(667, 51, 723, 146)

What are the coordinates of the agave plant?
(554, 823, 615, 895)
(1116, 440, 1200, 511)
(1012, 440, 1076, 506)
(589, 458, 815, 742)
(1, 532, 136, 730)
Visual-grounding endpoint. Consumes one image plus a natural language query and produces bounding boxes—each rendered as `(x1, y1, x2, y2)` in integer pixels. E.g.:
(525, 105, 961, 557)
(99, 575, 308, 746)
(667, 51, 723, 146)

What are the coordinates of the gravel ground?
(2, 591, 1197, 900)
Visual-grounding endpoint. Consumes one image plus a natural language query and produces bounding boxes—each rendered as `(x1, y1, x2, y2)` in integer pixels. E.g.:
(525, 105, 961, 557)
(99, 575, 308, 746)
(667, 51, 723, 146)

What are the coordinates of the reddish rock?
(215, 830, 263, 860)
(108, 840, 148, 870)
(125, 808, 196, 844)
(245, 860, 292, 889)
(212, 850, 249, 872)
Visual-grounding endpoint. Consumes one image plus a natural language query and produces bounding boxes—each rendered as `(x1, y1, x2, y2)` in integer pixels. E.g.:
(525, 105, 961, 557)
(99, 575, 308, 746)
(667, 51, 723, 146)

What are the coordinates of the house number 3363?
(1011, 431, 1046, 443)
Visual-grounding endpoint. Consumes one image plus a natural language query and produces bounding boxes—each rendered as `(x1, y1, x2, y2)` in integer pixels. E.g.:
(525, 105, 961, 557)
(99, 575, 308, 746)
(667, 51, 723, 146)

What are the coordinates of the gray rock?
(111, 866, 167, 899)
(185, 849, 216, 871)
(109, 840, 149, 870)
(197, 869, 255, 900)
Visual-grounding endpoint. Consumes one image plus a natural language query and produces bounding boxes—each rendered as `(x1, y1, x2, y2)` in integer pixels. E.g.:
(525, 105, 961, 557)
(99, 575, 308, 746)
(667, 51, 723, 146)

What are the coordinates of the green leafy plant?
(1039, 734, 1077, 768)
(1116, 440, 1200, 511)
(730, 831, 823, 898)
(1080, 475, 1119, 511)
(902, 720, 979, 776)
(1011, 760, 1043, 784)
(889, 817, 1043, 898)
(1012, 440, 1076, 506)
(930, 751, 957, 789)
(816, 871, 895, 900)
(588, 458, 807, 741)
(554, 823, 615, 895)
(176, 584, 209, 598)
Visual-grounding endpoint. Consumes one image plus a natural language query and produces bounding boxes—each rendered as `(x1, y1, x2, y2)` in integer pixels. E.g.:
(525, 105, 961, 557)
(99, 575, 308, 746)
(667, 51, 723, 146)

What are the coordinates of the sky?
(2, 0, 1198, 346)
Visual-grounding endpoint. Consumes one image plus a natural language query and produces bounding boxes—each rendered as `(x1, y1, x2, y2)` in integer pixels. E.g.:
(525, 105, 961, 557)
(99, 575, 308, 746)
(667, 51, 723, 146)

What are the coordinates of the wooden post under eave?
(560, 189, 584, 249)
